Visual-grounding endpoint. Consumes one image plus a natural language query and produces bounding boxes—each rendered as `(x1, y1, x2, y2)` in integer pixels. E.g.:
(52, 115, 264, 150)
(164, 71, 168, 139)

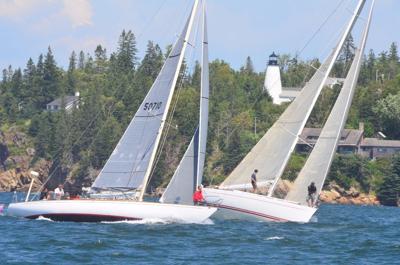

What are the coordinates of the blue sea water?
(1, 192, 399, 265)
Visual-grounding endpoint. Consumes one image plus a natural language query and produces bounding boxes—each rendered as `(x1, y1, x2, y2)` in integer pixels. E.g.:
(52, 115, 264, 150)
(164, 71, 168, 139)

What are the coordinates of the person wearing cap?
(193, 185, 205, 205)
(307, 182, 317, 207)
(251, 169, 258, 192)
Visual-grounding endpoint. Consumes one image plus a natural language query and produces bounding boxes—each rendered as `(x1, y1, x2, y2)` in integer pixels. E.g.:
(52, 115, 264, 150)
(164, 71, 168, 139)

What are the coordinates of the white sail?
(160, 1, 209, 205)
(220, 0, 366, 193)
(197, 8, 209, 185)
(286, 0, 374, 205)
(91, 0, 200, 199)
(160, 130, 199, 204)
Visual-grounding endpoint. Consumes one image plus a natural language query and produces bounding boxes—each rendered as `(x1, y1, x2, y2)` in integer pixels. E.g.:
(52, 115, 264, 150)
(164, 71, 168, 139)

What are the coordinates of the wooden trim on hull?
(207, 203, 288, 222)
(26, 213, 141, 222)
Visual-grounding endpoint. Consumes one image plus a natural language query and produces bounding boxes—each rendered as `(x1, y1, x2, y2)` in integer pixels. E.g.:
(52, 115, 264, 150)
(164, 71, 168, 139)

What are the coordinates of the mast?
(138, 0, 200, 201)
(197, 0, 209, 186)
(285, 0, 374, 205)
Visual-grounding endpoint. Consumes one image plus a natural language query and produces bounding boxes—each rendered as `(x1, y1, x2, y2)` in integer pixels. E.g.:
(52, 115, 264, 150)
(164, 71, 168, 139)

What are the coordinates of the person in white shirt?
(54, 184, 65, 200)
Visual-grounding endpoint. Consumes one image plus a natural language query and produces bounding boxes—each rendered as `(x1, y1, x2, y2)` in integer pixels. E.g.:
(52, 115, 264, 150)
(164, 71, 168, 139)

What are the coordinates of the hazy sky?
(0, 0, 398, 72)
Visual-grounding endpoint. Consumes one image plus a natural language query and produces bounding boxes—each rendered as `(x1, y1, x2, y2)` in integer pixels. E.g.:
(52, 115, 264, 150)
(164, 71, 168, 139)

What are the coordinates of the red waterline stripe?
(209, 203, 288, 222)
(26, 213, 141, 222)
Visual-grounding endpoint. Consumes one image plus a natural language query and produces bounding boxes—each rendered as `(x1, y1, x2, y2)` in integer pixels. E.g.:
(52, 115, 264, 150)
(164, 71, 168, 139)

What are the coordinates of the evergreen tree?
(389, 42, 399, 62)
(42, 47, 60, 105)
(117, 30, 138, 72)
(377, 155, 400, 206)
(243, 56, 254, 74)
(78, 51, 85, 69)
(67, 51, 77, 94)
(94, 45, 107, 73)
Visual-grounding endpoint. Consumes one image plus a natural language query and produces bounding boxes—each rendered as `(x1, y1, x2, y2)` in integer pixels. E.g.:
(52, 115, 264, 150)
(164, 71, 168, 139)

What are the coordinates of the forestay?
(220, 0, 366, 193)
(285, 1, 374, 205)
(161, 1, 209, 205)
(91, 1, 199, 193)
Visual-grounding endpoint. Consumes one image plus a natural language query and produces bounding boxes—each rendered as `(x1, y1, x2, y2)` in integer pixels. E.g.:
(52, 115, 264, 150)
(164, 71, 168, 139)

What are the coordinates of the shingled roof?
(298, 128, 363, 146)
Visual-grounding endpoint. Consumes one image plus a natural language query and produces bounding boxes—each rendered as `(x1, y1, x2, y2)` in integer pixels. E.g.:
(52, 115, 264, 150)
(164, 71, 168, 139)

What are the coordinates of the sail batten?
(91, 1, 200, 198)
(220, 0, 366, 194)
(285, 0, 374, 205)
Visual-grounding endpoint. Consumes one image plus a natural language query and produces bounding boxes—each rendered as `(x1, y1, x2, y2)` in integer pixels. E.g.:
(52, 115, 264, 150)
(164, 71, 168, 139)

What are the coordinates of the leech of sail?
(285, 0, 374, 205)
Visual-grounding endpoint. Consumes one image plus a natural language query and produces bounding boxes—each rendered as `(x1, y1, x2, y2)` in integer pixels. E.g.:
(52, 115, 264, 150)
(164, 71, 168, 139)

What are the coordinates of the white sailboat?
(7, 0, 216, 223)
(204, 0, 371, 223)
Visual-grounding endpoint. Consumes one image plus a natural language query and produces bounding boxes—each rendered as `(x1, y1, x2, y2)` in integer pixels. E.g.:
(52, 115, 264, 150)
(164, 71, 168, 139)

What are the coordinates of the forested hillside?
(0, 30, 399, 205)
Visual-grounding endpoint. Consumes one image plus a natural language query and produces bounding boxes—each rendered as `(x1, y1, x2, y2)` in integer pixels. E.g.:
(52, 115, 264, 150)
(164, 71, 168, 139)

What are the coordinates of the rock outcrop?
(319, 184, 379, 206)
(0, 127, 52, 192)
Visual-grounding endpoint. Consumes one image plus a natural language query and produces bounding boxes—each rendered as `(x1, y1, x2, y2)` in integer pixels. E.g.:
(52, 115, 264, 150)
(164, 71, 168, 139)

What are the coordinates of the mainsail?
(220, 0, 366, 193)
(91, 1, 200, 200)
(285, 0, 374, 205)
(160, 1, 209, 205)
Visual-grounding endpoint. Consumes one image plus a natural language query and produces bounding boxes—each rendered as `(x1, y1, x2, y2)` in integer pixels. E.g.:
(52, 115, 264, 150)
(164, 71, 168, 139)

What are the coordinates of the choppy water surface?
(1, 192, 399, 264)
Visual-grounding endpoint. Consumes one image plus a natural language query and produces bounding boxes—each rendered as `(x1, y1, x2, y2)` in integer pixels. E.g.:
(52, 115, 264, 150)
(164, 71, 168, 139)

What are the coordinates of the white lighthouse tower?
(264, 52, 283, 105)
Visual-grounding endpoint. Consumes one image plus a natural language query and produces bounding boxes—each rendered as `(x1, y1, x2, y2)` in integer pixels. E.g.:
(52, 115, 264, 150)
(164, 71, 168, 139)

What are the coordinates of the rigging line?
(135, 0, 167, 40)
(31, 102, 115, 200)
(146, 8, 202, 187)
(297, 0, 346, 57)
(296, 0, 348, 86)
(276, 123, 314, 149)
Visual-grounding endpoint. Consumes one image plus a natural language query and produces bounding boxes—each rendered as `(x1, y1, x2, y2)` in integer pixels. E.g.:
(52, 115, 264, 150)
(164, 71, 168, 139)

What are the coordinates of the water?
(1, 193, 399, 265)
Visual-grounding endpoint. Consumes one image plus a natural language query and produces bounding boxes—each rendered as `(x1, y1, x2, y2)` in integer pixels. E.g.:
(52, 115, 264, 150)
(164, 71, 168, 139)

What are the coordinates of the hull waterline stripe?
(208, 203, 288, 222)
(26, 213, 142, 222)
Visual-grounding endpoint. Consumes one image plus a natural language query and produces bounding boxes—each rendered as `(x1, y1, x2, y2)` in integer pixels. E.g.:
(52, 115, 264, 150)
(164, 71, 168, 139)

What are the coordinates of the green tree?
(117, 30, 138, 72)
(377, 155, 400, 206)
(373, 93, 400, 138)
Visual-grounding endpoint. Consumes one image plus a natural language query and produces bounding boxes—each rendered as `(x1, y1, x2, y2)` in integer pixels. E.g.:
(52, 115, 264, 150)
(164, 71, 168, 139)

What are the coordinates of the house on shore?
(296, 123, 400, 159)
(46, 92, 80, 112)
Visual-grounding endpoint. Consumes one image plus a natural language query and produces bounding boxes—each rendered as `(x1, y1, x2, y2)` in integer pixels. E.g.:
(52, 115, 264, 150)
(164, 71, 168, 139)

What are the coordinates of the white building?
(46, 92, 80, 112)
(263, 52, 289, 105)
(264, 52, 345, 105)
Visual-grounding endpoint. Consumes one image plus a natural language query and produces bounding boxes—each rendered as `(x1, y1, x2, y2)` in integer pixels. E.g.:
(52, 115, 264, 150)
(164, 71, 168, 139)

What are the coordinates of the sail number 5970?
(144, 102, 162, 111)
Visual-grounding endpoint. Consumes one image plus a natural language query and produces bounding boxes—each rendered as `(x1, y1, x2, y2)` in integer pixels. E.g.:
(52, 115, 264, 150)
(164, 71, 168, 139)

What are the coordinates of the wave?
(35, 216, 54, 222)
(265, 236, 284, 240)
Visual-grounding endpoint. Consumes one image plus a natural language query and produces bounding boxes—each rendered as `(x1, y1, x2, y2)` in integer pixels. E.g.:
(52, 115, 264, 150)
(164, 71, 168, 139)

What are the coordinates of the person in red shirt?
(193, 185, 205, 205)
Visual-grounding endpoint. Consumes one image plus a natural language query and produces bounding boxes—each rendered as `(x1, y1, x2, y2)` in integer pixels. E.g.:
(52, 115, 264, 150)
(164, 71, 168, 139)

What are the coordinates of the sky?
(0, 0, 399, 73)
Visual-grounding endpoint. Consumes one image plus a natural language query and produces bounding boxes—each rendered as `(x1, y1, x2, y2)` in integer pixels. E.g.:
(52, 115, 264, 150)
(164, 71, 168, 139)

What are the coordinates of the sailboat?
(204, 0, 372, 223)
(7, 0, 217, 223)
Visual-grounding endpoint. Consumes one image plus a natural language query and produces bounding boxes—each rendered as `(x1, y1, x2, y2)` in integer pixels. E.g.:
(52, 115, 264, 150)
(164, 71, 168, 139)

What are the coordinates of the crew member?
(40, 188, 49, 200)
(251, 169, 258, 192)
(193, 185, 205, 205)
(54, 184, 65, 200)
(307, 182, 317, 207)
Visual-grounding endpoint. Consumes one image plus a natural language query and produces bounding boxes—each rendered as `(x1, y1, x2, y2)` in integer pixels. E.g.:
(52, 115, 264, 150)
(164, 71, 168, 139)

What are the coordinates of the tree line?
(0, 30, 400, 205)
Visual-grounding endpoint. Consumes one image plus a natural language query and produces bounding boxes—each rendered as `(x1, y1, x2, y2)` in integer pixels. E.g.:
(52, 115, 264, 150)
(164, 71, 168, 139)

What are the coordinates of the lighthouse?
(264, 52, 283, 105)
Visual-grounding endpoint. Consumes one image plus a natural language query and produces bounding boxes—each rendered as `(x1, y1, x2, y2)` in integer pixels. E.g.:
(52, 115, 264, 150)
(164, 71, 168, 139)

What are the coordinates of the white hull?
(7, 200, 217, 223)
(203, 188, 317, 223)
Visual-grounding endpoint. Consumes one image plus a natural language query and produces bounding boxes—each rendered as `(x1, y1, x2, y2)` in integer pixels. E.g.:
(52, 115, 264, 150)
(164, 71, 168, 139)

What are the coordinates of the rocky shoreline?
(273, 180, 380, 206)
(0, 173, 381, 206)
(0, 127, 381, 205)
